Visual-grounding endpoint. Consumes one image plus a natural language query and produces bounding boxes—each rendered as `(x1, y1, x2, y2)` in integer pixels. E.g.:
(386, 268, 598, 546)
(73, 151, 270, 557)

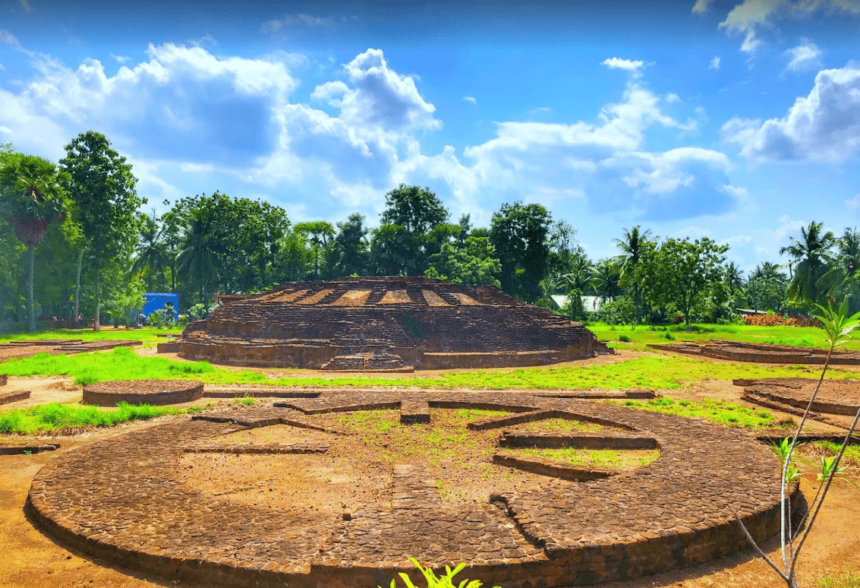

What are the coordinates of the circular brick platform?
(28, 391, 791, 588)
(737, 378, 860, 416)
(82, 379, 204, 406)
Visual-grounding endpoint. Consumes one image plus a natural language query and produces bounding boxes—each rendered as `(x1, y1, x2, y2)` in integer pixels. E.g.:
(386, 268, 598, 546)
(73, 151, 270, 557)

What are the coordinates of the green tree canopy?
(779, 220, 835, 307)
(425, 236, 502, 288)
(489, 202, 552, 302)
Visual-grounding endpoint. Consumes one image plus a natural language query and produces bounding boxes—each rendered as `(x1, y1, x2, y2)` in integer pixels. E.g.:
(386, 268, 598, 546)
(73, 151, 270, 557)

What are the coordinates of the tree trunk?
(74, 246, 84, 323)
(27, 245, 36, 333)
(94, 272, 101, 331)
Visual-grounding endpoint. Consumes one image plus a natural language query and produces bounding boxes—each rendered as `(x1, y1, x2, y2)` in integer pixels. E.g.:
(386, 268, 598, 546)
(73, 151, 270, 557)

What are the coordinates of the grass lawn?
(0, 401, 210, 435)
(0, 326, 184, 346)
(587, 323, 860, 352)
(610, 397, 794, 430)
(1, 346, 857, 390)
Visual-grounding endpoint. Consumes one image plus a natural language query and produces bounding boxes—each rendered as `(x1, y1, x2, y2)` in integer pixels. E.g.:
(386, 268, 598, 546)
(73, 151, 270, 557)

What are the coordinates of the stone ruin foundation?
(27, 389, 793, 588)
(82, 379, 204, 407)
(649, 340, 860, 365)
(179, 277, 611, 371)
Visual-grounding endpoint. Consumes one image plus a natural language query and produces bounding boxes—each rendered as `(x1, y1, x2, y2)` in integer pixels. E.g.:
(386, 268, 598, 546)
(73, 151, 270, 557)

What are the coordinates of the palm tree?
(746, 262, 788, 313)
(779, 221, 835, 306)
(0, 153, 69, 332)
(590, 259, 622, 301)
(614, 225, 654, 322)
(130, 209, 169, 291)
(817, 227, 860, 298)
(176, 208, 220, 305)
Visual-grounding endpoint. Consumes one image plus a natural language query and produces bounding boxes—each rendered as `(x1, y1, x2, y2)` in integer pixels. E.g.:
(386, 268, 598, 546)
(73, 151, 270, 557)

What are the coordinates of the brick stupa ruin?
(180, 277, 610, 371)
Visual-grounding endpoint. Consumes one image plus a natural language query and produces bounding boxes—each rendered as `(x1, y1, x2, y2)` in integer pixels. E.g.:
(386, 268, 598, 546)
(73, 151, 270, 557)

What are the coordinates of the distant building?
(143, 293, 179, 320)
(550, 295, 607, 313)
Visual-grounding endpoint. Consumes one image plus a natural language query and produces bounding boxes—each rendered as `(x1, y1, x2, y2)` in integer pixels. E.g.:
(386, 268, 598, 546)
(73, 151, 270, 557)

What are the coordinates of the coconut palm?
(0, 153, 70, 332)
(779, 221, 835, 305)
(614, 225, 654, 322)
(725, 261, 744, 294)
(590, 259, 622, 302)
(817, 227, 860, 298)
(176, 208, 220, 305)
(130, 209, 170, 291)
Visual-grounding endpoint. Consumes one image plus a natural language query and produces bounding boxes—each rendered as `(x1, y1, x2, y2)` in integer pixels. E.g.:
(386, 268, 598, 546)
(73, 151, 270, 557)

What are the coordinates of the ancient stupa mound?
(180, 277, 610, 371)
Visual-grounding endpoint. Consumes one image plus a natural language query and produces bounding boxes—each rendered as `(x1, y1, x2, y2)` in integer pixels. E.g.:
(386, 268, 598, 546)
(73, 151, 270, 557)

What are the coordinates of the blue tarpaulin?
(143, 293, 179, 320)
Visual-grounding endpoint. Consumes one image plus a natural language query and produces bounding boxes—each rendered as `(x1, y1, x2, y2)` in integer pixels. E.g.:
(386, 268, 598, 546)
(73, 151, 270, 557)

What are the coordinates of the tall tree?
(638, 237, 728, 326)
(779, 221, 835, 307)
(0, 153, 70, 332)
(176, 208, 219, 305)
(295, 221, 336, 280)
(378, 184, 450, 276)
(590, 259, 622, 301)
(489, 202, 552, 302)
(130, 210, 170, 291)
(614, 225, 653, 322)
(746, 262, 788, 312)
(333, 213, 370, 277)
(60, 131, 142, 330)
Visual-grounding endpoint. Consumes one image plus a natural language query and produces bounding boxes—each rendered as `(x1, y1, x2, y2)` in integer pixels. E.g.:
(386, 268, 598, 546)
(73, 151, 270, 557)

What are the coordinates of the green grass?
(518, 446, 660, 469)
(813, 441, 860, 466)
(819, 570, 860, 588)
(0, 326, 184, 345)
(2, 346, 858, 390)
(0, 401, 209, 435)
(588, 323, 860, 352)
(611, 397, 794, 430)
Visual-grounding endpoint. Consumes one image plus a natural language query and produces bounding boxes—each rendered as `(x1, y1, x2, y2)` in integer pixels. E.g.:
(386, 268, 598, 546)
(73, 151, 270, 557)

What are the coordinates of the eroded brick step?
(391, 463, 440, 509)
(468, 409, 637, 432)
(400, 400, 430, 424)
(0, 390, 29, 405)
(203, 389, 321, 399)
(184, 443, 328, 455)
(493, 452, 614, 481)
(499, 431, 659, 450)
(0, 443, 59, 455)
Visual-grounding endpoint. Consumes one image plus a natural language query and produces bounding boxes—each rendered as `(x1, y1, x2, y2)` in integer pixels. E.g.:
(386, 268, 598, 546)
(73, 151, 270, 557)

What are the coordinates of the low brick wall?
(0, 373, 6, 386)
(0, 389, 30, 405)
(82, 380, 203, 406)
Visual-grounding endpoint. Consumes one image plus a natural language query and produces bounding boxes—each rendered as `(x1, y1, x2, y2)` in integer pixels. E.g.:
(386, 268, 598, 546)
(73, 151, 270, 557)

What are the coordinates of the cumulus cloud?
(706, 0, 860, 53)
(784, 38, 823, 72)
(709, 56, 721, 71)
(601, 57, 645, 75)
(0, 39, 743, 226)
(462, 96, 476, 104)
(722, 63, 860, 163)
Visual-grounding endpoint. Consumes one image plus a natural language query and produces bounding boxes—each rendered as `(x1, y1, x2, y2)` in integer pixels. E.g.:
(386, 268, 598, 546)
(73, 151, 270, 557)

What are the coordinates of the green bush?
(382, 558, 499, 588)
(592, 295, 636, 325)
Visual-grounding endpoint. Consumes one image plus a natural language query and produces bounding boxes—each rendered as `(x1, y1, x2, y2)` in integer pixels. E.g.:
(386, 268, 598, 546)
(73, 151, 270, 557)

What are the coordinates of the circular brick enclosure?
(738, 378, 860, 416)
(28, 391, 791, 588)
(82, 379, 203, 406)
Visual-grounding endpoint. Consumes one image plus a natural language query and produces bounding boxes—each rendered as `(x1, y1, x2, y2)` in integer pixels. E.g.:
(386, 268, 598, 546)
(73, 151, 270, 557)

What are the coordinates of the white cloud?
(189, 34, 218, 48)
(692, 0, 713, 13)
(262, 13, 335, 33)
(18, 0, 31, 13)
(713, 0, 860, 54)
(724, 234, 753, 246)
(0, 29, 21, 49)
(666, 93, 681, 103)
(675, 225, 712, 238)
(709, 56, 721, 71)
(847, 194, 860, 210)
(463, 96, 476, 104)
(601, 57, 645, 74)
(110, 53, 130, 64)
(784, 38, 823, 72)
(722, 63, 860, 163)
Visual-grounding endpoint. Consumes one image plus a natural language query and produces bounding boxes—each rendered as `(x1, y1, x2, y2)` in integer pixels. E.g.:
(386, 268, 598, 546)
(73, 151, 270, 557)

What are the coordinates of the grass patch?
(612, 397, 793, 430)
(588, 323, 860, 352)
(0, 401, 210, 435)
(812, 441, 860, 467)
(819, 570, 860, 588)
(2, 347, 859, 391)
(0, 326, 183, 345)
(234, 397, 257, 406)
(518, 446, 660, 470)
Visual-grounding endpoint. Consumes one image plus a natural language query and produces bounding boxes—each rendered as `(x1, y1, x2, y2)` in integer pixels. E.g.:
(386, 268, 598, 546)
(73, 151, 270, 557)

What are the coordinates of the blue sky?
(1, 0, 859, 272)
